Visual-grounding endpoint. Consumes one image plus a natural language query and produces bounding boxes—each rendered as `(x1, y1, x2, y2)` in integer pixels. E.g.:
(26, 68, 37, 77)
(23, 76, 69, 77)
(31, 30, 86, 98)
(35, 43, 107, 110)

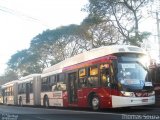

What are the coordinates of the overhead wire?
(0, 5, 50, 28)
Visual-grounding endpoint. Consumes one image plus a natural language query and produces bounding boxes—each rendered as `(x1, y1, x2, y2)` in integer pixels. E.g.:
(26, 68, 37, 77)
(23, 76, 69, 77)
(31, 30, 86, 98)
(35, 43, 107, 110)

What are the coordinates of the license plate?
(142, 99, 148, 102)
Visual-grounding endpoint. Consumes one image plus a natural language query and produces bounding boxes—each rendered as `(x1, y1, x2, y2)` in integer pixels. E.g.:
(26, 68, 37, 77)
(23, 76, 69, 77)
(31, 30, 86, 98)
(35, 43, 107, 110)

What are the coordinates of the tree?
(6, 24, 89, 76)
(30, 24, 88, 65)
(7, 49, 42, 77)
(0, 69, 18, 85)
(84, 0, 153, 46)
(49, 35, 86, 64)
(81, 16, 122, 49)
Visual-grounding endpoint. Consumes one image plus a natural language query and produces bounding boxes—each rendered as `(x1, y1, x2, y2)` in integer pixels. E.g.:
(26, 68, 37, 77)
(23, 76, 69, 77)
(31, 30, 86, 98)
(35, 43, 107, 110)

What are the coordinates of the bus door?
(68, 72, 78, 104)
(26, 83, 30, 103)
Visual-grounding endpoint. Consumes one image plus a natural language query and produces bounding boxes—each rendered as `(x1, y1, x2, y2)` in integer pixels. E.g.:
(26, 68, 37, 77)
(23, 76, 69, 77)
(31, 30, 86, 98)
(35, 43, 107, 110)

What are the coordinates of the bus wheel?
(43, 96, 49, 108)
(91, 95, 100, 110)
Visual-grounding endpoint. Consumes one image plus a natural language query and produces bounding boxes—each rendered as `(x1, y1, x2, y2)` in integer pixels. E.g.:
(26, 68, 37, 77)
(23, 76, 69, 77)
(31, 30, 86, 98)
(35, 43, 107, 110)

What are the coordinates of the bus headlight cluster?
(121, 91, 135, 97)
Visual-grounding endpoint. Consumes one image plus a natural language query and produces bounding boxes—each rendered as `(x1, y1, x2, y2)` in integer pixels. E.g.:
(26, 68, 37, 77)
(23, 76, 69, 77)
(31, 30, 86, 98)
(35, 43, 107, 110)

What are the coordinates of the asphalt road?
(0, 105, 159, 120)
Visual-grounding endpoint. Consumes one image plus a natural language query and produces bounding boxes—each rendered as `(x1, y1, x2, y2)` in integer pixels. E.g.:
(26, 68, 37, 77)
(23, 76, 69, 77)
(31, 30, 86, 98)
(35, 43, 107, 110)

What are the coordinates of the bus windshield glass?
(116, 53, 152, 92)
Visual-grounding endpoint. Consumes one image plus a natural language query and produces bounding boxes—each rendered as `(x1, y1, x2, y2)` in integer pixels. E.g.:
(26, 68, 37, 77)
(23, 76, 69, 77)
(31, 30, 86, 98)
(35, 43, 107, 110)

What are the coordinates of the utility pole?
(156, 12, 160, 62)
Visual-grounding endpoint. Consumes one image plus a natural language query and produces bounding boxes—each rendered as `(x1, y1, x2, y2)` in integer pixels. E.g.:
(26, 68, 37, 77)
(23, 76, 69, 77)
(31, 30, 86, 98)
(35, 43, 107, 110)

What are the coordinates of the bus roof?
(1, 80, 19, 88)
(42, 45, 147, 77)
(19, 74, 41, 83)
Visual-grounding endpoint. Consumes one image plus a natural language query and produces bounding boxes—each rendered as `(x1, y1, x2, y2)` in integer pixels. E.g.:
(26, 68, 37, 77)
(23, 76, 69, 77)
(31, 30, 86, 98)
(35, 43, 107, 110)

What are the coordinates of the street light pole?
(156, 12, 160, 62)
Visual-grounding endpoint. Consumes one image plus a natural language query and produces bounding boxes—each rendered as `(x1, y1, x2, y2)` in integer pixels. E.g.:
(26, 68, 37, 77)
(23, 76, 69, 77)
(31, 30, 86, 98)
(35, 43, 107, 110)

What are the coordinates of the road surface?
(0, 105, 159, 120)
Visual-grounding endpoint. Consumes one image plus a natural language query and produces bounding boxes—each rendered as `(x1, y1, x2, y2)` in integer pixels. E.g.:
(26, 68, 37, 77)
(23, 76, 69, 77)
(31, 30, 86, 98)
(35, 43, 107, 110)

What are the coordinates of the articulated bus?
(41, 45, 155, 110)
(1, 45, 155, 110)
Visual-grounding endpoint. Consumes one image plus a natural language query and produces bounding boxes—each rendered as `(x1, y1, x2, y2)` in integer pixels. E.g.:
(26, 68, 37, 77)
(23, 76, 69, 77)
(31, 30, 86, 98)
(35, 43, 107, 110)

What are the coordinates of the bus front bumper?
(111, 95, 155, 108)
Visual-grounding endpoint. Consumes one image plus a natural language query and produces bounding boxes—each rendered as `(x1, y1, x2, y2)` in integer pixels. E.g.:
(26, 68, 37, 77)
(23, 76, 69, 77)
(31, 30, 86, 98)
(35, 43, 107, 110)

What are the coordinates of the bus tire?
(91, 95, 100, 111)
(43, 95, 49, 108)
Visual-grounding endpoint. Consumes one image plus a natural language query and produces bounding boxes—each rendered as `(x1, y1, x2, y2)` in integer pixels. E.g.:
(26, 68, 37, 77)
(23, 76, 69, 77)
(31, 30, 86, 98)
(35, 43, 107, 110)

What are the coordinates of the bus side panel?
(77, 88, 89, 107)
(18, 93, 34, 105)
(41, 91, 64, 107)
(4, 96, 14, 105)
(62, 91, 68, 107)
(79, 88, 113, 108)
(62, 90, 88, 108)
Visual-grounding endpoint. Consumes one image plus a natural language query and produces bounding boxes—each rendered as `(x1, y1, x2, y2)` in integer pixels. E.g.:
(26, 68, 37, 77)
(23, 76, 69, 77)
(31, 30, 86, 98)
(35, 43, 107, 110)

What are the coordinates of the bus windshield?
(116, 53, 152, 92)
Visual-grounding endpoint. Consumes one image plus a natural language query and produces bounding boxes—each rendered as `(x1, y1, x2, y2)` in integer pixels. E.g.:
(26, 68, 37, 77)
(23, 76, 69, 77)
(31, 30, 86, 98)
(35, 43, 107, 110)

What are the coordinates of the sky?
(0, 0, 88, 75)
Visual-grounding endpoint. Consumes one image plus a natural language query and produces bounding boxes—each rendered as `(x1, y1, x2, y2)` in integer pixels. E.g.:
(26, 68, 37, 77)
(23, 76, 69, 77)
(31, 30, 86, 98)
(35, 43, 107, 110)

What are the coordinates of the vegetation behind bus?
(149, 63, 160, 103)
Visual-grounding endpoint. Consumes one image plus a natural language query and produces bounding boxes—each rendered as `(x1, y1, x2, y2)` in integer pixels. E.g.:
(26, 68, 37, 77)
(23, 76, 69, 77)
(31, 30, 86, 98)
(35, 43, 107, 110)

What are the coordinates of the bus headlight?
(121, 91, 135, 97)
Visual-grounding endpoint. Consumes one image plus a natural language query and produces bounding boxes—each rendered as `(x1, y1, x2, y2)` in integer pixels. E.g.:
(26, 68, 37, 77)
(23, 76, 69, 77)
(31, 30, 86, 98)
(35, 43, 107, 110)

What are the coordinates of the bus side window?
(78, 68, 87, 88)
(41, 77, 50, 92)
(100, 63, 110, 87)
(18, 84, 21, 94)
(55, 74, 66, 91)
(11, 87, 13, 96)
(22, 83, 26, 94)
(30, 81, 33, 93)
(110, 63, 116, 84)
(110, 63, 118, 89)
(88, 65, 99, 87)
(50, 75, 56, 91)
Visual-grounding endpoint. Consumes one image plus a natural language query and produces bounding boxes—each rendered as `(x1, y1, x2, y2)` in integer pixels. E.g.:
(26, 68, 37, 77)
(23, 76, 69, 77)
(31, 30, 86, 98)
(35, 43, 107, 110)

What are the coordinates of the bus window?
(55, 74, 66, 91)
(79, 68, 87, 88)
(88, 65, 99, 87)
(18, 84, 25, 94)
(10, 87, 13, 96)
(110, 63, 115, 83)
(50, 75, 56, 86)
(18, 84, 21, 94)
(59, 74, 65, 83)
(22, 83, 26, 94)
(30, 81, 33, 93)
(41, 77, 50, 92)
(8, 87, 11, 96)
(50, 75, 56, 91)
(100, 63, 110, 87)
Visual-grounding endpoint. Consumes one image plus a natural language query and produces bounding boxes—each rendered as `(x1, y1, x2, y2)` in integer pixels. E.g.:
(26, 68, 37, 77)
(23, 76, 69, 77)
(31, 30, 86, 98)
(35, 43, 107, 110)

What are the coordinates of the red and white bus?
(40, 45, 155, 110)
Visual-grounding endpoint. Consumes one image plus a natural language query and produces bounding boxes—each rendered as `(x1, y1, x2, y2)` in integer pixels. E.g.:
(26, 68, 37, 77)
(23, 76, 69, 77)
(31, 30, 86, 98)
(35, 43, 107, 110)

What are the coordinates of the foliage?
(84, 0, 153, 46)
(81, 16, 122, 48)
(7, 24, 89, 76)
(7, 49, 42, 77)
(0, 69, 18, 85)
